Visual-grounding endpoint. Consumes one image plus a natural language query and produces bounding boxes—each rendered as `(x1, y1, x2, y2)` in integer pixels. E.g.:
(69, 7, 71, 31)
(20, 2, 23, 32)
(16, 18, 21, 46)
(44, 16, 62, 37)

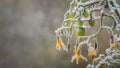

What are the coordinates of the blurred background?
(0, 0, 120, 68)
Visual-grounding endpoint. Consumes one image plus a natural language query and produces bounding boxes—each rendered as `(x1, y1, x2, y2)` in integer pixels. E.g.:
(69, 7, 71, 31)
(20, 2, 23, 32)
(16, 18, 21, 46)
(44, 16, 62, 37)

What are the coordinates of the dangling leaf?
(71, 0, 77, 8)
(77, 20, 83, 26)
(82, 9, 90, 18)
(117, 41, 120, 50)
(66, 21, 72, 26)
(76, 27, 85, 36)
(89, 20, 96, 27)
(66, 12, 76, 19)
(81, 0, 87, 2)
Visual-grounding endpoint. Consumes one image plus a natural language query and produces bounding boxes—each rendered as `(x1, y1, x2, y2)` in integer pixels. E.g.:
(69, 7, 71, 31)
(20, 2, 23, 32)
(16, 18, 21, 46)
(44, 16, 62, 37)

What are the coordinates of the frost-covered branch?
(55, 0, 120, 67)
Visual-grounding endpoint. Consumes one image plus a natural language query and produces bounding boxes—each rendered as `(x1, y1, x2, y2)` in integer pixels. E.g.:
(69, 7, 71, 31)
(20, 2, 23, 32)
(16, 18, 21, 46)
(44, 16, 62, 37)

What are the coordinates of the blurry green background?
(0, 0, 120, 68)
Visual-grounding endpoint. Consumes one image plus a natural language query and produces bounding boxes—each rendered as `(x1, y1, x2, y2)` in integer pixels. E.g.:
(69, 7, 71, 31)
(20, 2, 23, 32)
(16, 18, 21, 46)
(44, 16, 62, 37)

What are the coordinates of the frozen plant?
(55, 0, 120, 67)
